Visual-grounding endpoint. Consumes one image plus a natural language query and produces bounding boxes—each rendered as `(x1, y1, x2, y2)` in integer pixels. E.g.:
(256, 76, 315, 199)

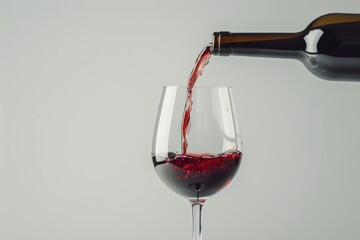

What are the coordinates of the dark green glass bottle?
(212, 13, 360, 81)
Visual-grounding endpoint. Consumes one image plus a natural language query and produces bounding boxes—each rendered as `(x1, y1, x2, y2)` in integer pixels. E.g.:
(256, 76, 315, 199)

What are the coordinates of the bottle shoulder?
(307, 13, 360, 29)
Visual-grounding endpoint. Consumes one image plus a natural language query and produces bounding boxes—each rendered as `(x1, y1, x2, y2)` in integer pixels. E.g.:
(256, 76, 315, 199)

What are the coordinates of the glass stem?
(192, 203, 203, 240)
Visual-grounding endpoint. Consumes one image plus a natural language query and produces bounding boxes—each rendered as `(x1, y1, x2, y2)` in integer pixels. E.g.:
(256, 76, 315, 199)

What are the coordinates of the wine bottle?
(212, 13, 360, 81)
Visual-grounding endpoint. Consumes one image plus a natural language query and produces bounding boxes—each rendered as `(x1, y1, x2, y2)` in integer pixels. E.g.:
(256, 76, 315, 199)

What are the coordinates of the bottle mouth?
(212, 31, 231, 56)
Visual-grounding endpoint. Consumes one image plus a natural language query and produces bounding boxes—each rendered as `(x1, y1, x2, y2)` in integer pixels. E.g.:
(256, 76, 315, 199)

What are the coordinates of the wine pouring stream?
(152, 13, 360, 240)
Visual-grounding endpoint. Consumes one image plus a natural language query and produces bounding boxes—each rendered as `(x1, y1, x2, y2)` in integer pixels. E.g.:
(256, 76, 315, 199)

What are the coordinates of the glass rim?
(162, 86, 233, 89)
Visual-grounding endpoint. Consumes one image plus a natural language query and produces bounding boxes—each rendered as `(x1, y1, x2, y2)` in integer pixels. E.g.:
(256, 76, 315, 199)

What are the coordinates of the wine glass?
(152, 86, 242, 240)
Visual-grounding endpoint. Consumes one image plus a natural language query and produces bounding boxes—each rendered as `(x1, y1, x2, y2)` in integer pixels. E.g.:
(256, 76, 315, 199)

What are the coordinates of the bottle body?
(212, 13, 360, 81)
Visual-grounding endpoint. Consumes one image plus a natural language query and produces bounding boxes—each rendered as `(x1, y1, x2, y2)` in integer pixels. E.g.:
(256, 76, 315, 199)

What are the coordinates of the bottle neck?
(212, 31, 305, 59)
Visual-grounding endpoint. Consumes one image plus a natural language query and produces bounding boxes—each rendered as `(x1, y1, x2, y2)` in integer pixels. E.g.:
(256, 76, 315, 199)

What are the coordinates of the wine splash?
(153, 149, 241, 201)
(182, 44, 212, 154)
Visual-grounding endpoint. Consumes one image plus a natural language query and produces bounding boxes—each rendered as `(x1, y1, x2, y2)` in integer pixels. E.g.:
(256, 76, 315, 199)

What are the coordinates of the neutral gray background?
(1, 0, 360, 239)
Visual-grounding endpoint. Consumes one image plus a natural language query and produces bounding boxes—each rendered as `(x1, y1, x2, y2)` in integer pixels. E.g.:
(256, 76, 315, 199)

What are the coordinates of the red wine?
(182, 44, 212, 154)
(153, 149, 241, 201)
(212, 13, 360, 81)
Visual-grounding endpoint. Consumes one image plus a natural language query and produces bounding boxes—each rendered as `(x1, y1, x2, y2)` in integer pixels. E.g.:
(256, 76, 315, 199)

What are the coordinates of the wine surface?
(153, 150, 242, 201)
